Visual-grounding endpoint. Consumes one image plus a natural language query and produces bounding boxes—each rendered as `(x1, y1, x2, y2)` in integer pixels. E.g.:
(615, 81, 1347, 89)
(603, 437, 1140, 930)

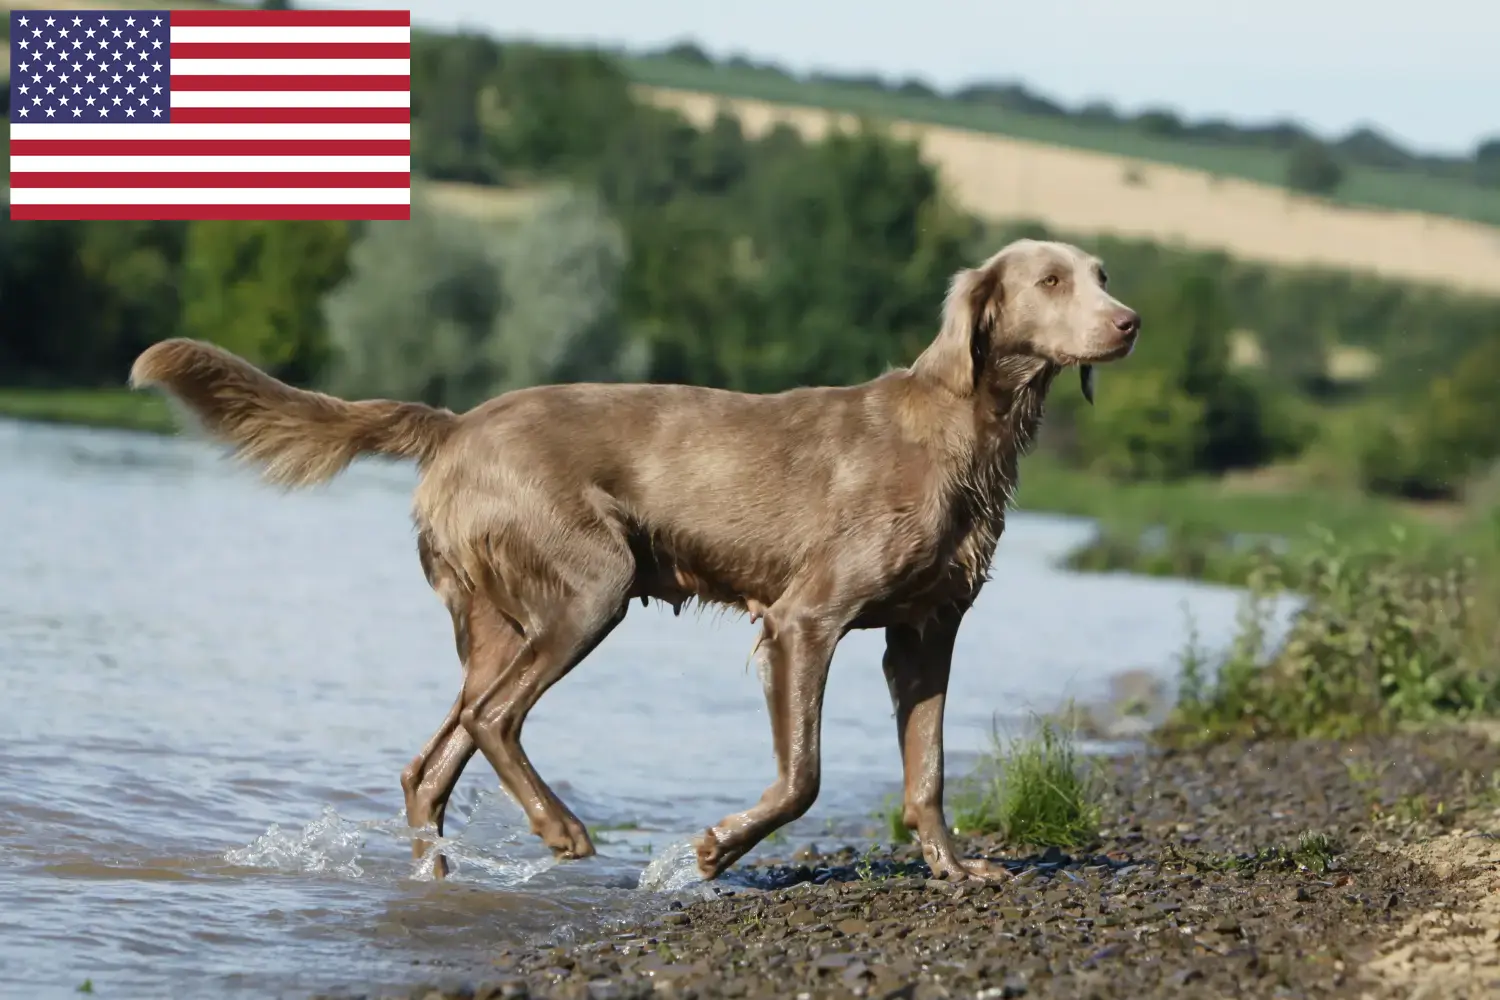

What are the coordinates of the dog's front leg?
(695, 609, 841, 880)
(883, 610, 1008, 882)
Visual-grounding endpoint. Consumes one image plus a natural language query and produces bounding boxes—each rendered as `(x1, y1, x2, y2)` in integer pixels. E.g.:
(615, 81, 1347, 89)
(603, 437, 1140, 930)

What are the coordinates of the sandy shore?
(313, 728, 1500, 1000)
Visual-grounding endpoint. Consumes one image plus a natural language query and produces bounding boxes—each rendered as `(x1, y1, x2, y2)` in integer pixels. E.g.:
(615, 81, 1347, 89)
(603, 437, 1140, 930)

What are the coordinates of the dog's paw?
(693, 827, 726, 880)
(933, 856, 1012, 883)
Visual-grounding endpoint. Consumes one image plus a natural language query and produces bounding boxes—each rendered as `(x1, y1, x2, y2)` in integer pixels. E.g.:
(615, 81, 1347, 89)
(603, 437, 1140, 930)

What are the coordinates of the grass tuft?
(952, 716, 1102, 849)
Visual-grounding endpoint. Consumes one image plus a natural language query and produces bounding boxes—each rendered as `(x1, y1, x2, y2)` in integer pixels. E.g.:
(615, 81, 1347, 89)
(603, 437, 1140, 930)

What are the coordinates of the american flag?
(7, 7, 411, 220)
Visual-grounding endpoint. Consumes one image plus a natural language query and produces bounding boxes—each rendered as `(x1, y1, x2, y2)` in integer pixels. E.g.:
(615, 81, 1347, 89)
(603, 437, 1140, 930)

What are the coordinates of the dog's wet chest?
(851, 509, 1006, 628)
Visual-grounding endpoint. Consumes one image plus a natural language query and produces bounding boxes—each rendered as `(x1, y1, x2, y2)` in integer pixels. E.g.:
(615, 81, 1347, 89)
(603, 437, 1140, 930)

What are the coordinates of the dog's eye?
(1040, 275, 1060, 288)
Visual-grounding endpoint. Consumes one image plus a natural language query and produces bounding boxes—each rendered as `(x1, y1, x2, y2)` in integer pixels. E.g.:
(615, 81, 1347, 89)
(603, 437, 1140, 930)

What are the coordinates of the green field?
(0, 389, 176, 435)
(624, 56, 1500, 229)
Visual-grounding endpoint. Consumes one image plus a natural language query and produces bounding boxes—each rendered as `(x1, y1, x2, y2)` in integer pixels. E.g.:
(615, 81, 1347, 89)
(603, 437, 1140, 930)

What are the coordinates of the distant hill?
(624, 48, 1500, 230)
(642, 88, 1500, 295)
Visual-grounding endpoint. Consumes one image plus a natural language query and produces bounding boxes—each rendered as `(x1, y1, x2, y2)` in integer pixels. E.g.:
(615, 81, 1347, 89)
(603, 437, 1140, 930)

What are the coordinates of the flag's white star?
(126, 84, 136, 94)
(152, 107, 163, 117)
(98, 16, 109, 26)
(111, 50, 122, 61)
(45, 107, 56, 117)
(151, 62, 163, 72)
(86, 95, 96, 106)
(44, 15, 55, 26)
(152, 84, 162, 94)
(44, 84, 55, 95)
(73, 107, 83, 117)
(112, 73, 121, 83)
(85, 73, 96, 83)
(85, 27, 95, 38)
(125, 16, 135, 27)
(139, 95, 148, 105)
(45, 38, 56, 49)
(125, 39, 136, 50)
(151, 38, 163, 50)
(59, 95, 69, 106)
(112, 95, 122, 105)
(125, 107, 136, 117)
(17, 40, 28, 50)
(60, 28, 69, 38)
(152, 16, 162, 27)
(111, 27, 122, 38)
(44, 61, 55, 72)
(17, 84, 28, 95)
(16, 16, 28, 27)
(17, 108, 28, 118)
(72, 16, 82, 27)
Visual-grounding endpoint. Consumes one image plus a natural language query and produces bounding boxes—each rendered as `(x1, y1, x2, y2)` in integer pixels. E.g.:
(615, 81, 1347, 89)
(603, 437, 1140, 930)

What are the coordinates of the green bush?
(1285, 140, 1345, 196)
(1161, 531, 1500, 745)
(1074, 369, 1204, 481)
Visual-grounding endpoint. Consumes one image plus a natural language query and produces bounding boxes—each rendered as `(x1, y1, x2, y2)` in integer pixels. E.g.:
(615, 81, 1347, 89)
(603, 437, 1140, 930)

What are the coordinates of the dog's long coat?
(132, 239, 1139, 881)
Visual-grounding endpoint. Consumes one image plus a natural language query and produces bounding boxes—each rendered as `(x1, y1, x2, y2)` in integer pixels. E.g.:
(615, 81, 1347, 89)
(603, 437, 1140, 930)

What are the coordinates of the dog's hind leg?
(459, 536, 633, 862)
(401, 699, 474, 876)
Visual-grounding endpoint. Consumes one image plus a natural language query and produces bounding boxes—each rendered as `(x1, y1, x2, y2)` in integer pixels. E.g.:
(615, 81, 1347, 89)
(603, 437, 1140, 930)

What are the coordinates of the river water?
(0, 418, 1258, 999)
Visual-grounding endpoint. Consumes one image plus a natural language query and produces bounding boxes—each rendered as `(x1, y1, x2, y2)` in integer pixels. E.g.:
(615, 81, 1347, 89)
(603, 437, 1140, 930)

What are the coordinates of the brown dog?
(130, 238, 1138, 882)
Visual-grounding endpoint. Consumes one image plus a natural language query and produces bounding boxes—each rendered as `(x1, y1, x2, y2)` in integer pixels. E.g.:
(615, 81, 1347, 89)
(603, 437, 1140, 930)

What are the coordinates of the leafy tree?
(1285, 140, 1345, 196)
(487, 187, 641, 389)
(1477, 137, 1500, 187)
(744, 126, 975, 389)
(323, 187, 635, 410)
(1075, 369, 1205, 481)
(178, 220, 351, 381)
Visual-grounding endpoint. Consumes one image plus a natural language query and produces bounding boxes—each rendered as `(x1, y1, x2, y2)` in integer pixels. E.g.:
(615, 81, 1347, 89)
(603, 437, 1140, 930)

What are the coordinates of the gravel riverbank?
(316, 729, 1500, 1000)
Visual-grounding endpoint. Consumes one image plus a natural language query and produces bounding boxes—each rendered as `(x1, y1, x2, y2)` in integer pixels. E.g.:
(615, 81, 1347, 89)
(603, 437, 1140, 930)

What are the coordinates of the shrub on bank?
(1159, 530, 1500, 746)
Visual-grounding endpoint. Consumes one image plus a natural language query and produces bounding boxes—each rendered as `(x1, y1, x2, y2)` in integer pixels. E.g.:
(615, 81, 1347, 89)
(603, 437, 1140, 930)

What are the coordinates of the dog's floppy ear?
(915, 262, 1002, 396)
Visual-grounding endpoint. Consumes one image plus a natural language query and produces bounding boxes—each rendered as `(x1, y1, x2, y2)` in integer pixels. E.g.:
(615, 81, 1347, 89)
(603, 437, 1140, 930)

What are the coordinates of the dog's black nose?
(1114, 310, 1140, 336)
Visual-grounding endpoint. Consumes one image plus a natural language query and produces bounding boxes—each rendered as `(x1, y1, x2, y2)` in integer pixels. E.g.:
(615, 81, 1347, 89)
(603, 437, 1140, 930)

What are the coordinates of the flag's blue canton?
(9, 10, 171, 123)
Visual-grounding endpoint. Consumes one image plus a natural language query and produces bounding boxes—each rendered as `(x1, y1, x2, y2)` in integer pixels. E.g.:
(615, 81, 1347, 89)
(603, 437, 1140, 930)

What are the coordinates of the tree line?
(2, 32, 1497, 501)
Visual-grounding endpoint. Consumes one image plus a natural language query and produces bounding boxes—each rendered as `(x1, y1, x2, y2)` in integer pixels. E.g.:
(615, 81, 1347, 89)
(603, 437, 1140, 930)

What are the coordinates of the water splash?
(637, 839, 703, 893)
(224, 805, 368, 877)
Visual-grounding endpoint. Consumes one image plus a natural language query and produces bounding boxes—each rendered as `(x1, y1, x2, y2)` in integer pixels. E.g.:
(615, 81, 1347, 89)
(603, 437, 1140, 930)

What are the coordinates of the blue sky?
(357, 0, 1497, 156)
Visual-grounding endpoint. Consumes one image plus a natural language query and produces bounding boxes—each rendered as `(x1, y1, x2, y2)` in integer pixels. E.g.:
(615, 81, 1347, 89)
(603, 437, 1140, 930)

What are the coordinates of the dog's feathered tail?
(130, 338, 456, 488)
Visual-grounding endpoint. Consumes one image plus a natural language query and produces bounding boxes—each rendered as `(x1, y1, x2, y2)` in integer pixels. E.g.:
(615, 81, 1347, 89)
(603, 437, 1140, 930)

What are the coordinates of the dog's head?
(919, 239, 1140, 403)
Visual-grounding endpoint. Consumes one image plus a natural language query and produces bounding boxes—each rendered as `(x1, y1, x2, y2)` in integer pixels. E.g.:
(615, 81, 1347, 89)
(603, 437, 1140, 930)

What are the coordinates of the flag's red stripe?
(171, 107, 410, 123)
(8, 204, 413, 221)
(170, 75, 410, 92)
(11, 140, 410, 156)
(10, 172, 412, 188)
(170, 42, 412, 59)
(169, 10, 411, 27)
